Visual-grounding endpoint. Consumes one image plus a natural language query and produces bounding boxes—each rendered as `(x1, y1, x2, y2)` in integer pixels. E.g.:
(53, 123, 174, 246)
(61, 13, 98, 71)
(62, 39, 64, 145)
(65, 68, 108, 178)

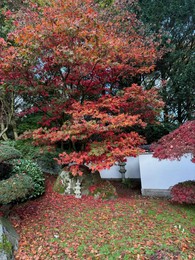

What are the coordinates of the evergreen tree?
(138, 0, 195, 123)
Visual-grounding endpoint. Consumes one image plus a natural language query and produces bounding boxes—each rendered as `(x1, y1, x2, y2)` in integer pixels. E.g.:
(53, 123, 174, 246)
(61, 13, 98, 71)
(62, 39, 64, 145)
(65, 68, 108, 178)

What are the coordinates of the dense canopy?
(0, 0, 164, 175)
(152, 120, 195, 163)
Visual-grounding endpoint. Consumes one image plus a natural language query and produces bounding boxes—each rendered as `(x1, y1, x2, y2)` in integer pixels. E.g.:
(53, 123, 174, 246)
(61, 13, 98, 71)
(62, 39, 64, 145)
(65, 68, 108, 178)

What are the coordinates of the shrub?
(170, 181, 195, 204)
(11, 159, 45, 199)
(1, 140, 40, 160)
(0, 174, 33, 204)
(0, 145, 21, 163)
(36, 151, 61, 175)
(1, 140, 62, 174)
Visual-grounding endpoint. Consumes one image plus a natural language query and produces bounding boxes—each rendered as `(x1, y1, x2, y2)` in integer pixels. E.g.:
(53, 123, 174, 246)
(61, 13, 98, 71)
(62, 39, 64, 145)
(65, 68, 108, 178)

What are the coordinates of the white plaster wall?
(139, 153, 195, 190)
(100, 156, 140, 179)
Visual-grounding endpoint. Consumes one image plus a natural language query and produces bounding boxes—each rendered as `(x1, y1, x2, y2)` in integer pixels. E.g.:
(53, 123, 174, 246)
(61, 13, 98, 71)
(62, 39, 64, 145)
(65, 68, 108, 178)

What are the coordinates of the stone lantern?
(74, 179, 82, 198)
(118, 162, 126, 181)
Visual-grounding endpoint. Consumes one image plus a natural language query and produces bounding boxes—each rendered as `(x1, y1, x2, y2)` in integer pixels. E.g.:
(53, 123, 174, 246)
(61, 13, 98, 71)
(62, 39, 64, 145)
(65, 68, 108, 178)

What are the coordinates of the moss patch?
(89, 181, 118, 200)
(53, 176, 65, 194)
(0, 234, 13, 257)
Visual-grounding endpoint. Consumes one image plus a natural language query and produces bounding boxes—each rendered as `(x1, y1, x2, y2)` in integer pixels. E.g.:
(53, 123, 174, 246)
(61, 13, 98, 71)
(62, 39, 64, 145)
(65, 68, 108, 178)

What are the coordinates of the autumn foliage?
(170, 181, 195, 204)
(7, 177, 195, 259)
(152, 120, 195, 163)
(0, 0, 164, 175)
(31, 84, 163, 175)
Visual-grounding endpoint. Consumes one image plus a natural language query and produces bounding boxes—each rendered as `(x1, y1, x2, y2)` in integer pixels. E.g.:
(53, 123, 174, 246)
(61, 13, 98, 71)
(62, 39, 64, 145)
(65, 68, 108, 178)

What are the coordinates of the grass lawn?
(9, 176, 195, 260)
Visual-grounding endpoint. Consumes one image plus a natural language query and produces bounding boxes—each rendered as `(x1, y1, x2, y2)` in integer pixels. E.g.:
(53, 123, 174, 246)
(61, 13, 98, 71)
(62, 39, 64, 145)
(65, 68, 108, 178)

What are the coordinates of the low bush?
(170, 180, 195, 204)
(0, 145, 21, 163)
(0, 174, 33, 204)
(11, 159, 45, 199)
(1, 140, 62, 175)
(36, 151, 61, 175)
(0, 144, 45, 204)
(1, 140, 40, 160)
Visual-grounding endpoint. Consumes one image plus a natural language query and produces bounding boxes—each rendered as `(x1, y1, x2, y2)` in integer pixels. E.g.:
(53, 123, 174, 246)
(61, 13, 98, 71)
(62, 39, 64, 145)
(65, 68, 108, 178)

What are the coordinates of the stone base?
(0, 217, 19, 260)
(141, 189, 171, 198)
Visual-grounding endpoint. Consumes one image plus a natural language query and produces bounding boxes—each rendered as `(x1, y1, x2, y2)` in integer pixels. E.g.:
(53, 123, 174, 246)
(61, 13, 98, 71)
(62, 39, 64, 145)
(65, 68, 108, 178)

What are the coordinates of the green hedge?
(11, 159, 45, 199)
(0, 140, 40, 160)
(0, 145, 21, 163)
(0, 144, 45, 204)
(0, 174, 33, 204)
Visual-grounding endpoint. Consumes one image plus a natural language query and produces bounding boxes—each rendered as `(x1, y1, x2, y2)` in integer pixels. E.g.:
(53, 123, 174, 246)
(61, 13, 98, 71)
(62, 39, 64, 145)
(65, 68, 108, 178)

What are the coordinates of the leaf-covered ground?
(9, 176, 195, 260)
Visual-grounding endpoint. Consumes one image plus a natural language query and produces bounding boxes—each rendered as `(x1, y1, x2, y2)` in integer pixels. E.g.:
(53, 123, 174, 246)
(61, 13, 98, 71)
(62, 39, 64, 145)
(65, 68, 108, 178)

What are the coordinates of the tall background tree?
(138, 0, 195, 124)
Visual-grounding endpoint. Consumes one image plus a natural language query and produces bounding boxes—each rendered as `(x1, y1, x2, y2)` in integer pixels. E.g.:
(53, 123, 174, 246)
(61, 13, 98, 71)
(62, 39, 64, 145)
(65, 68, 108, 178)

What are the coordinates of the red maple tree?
(152, 120, 195, 163)
(0, 0, 164, 175)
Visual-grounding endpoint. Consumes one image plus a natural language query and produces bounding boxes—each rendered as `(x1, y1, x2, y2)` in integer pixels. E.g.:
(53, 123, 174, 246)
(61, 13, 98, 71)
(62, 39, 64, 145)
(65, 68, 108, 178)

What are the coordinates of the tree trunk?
(0, 122, 9, 141)
(11, 120, 18, 140)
